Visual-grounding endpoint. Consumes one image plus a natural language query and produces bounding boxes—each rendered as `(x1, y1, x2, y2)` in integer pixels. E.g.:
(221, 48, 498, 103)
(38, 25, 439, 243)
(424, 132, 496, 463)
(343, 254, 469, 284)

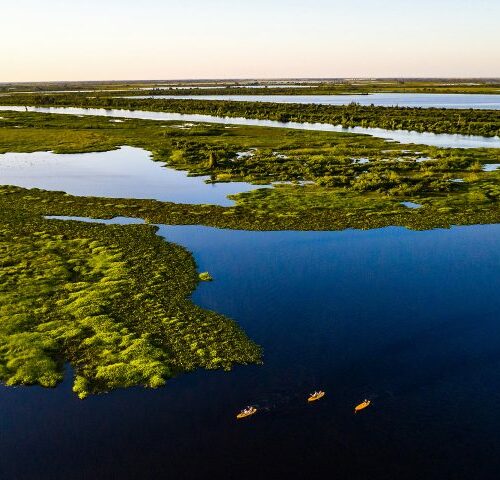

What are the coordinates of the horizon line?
(2, 76, 500, 85)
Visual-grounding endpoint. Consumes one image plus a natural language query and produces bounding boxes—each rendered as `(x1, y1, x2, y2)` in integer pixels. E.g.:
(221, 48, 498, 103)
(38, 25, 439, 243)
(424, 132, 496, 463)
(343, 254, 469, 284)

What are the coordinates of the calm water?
(3, 219, 499, 480)
(147, 85, 316, 90)
(0, 146, 266, 206)
(401, 201, 422, 209)
(128, 92, 500, 110)
(1, 106, 499, 149)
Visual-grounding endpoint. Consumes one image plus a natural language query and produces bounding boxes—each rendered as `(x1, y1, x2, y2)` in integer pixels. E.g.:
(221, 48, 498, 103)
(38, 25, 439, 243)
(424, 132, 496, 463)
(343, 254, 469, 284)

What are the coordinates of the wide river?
(1, 105, 499, 149)
(1, 215, 498, 480)
(127, 92, 500, 110)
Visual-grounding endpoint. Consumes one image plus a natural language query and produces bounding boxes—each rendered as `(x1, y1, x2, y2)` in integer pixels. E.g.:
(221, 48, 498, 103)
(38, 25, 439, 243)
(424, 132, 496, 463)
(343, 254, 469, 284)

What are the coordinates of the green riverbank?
(1, 94, 499, 137)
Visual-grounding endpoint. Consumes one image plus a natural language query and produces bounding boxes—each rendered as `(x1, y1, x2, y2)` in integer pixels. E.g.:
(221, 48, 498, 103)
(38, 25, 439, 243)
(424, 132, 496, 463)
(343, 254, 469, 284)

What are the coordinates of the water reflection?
(1, 106, 499, 149)
(0, 146, 267, 206)
(128, 92, 500, 110)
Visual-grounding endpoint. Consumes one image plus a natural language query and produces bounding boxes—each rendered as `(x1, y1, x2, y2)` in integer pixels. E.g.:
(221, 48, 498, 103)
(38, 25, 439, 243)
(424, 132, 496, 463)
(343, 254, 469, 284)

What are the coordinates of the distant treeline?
(130, 82, 500, 97)
(1, 93, 499, 137)
(2, 79, 500, 95)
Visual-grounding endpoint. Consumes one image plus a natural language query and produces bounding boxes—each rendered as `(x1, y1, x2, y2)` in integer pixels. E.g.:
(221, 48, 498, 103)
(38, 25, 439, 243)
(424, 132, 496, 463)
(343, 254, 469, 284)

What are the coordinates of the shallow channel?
(1, 105, 499, 149)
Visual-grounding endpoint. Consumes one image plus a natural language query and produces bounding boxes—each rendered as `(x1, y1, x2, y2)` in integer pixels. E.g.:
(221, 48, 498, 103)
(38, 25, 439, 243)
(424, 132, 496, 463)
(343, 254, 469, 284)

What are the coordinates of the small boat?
(354, 399, 371, 413)
(308, 391, 325, 402)
(236, 406, 257, 419)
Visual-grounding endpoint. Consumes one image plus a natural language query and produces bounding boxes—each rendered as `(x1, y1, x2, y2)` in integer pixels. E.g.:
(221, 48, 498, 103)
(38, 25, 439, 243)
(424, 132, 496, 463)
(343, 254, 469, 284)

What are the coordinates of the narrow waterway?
(1, 105, 499, 149)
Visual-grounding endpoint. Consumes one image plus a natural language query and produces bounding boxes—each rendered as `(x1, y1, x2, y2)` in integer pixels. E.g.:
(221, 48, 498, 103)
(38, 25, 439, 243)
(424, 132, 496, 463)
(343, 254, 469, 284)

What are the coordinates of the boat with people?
(236, 392, 372, 419)
(308, 390, 325, 402)
(354, 399, 371, 413)
(236, 406, 257, 419)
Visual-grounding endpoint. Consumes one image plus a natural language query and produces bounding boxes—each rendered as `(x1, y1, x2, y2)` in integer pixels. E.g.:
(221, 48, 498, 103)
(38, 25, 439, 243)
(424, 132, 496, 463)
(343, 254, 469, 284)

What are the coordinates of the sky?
(1, 0, 499, 82)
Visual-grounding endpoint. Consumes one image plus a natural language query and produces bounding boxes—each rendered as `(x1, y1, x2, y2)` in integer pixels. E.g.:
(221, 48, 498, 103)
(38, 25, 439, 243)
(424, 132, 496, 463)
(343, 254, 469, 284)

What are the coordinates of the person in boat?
(309, 391, 324, 400)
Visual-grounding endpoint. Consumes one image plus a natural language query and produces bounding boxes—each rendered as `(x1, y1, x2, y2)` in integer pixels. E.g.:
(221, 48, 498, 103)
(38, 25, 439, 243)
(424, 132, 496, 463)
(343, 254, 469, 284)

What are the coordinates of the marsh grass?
(0, 208, 261, 398)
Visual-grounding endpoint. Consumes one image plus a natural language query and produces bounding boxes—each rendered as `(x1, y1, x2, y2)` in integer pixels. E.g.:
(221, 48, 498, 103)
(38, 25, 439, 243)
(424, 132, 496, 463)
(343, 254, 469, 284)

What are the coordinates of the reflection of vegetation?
(1, 93, 499, 136)
(0, 206, 261, 398)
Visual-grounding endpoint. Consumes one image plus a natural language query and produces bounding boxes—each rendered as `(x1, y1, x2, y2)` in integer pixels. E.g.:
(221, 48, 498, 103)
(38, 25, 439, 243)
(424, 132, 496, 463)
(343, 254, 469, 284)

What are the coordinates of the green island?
(1, 93, 499, 137)
(0, 106, 498, 397)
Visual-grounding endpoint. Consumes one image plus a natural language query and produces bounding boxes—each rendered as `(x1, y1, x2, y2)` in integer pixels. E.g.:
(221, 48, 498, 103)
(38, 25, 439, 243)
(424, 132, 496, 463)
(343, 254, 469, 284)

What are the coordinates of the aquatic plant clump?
(0, 211, 261, 398)
(199, 272, 213, 281)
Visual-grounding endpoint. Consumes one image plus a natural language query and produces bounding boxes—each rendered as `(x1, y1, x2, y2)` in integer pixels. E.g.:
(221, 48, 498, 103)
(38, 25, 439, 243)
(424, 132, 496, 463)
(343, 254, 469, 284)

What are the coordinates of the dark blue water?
(1, 223, 499, 480)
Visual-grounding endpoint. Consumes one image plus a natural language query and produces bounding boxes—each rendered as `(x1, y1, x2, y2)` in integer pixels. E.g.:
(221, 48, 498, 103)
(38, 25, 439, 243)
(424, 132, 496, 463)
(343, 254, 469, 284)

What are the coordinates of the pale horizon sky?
(2, 0, 499, 82)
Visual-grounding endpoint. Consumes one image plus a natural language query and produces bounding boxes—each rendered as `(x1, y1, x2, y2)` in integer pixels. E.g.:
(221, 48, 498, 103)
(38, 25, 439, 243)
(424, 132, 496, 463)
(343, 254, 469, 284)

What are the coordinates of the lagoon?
(0, 146, 266, 206)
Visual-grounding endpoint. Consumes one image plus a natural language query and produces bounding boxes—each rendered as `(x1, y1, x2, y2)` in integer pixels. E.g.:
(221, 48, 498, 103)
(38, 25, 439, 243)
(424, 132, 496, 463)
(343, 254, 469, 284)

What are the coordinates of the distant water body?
(126, 92, 500, 110)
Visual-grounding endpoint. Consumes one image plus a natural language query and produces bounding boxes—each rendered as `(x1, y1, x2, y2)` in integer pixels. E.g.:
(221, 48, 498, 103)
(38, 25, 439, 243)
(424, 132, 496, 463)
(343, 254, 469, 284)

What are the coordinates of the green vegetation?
(0, 197, 261, 398)
(1, 93, 499, 137)
(0, 108, 498, 397)
(3, 183, 497, 233)
(2, 78, 500, 95)
(133, 79, 500, 96)
(199, 272, 213, 281)
(0, 110, 498, 230)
